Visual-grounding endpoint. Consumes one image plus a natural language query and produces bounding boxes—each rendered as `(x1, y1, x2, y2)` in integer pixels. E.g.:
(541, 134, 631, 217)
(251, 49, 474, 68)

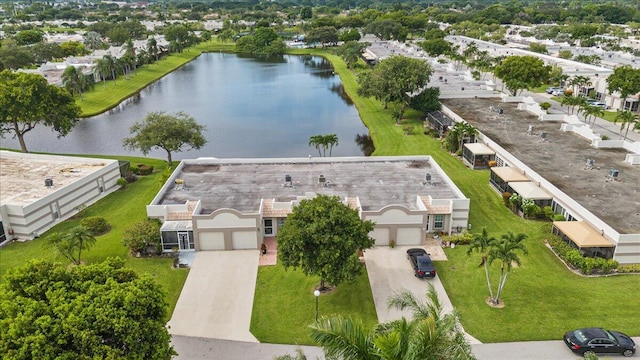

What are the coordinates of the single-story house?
(146, 156, 470, 252)
(0, 151, 121, 245)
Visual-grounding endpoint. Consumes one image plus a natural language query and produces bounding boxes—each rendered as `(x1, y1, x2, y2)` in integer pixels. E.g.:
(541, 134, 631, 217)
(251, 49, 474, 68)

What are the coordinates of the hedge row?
(547, 236, 618, 275)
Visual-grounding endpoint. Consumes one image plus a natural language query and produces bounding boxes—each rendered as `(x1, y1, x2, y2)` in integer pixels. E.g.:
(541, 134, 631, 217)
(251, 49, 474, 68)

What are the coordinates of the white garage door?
(370, 228, 390, 246)
(396, 227, 422, 245)
(199, 232, 225, 251)
(232, 231, 258, 249)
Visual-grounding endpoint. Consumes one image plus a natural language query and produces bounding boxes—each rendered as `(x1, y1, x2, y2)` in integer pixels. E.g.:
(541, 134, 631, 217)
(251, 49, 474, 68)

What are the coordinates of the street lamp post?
(314, 289, 320, 322)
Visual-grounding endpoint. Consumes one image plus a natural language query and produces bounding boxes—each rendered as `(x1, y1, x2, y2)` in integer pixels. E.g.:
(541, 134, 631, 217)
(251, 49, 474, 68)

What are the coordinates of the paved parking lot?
(168, 250, 259, 342)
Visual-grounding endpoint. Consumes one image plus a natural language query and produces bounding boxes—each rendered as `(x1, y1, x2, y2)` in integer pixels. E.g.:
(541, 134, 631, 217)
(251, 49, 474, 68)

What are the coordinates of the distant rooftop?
(441, 98, 640, 234)
(0, 151, 117, 207)
(160, 157, 464, 213)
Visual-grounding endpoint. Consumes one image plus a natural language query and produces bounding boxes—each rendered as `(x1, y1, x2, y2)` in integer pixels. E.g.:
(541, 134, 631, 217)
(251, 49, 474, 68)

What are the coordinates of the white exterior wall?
(193, 209, 260, 251)
(232, 231, 259, 249)
(198, 232, 225, 250)
(1, 160, 120, 241)
(363, 205, 427, 247)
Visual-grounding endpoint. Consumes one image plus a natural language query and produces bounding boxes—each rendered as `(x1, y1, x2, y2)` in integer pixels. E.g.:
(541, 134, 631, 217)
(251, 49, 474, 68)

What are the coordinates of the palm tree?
(324, 134, 339, 157)
(487, 231, 528, 306)
(580, 104, 604, 126)
(122, 38, 136, 58)
(274, 349, 309, 360)
(614, 110, 639, 140)
(83, 31, 102, 51)
(308, 135, 325, 157)
(467, 228, 497, 303)
(309, 284, 475, 360)
(102, 54, 118, 84)
(61, 65, 84, 100)
(147, 37, 159, 62)
(65, 225, 96, 265)
(94, 58, 110, 88)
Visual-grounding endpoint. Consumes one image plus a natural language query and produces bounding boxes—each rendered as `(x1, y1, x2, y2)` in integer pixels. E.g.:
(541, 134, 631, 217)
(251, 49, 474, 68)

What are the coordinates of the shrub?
(547, 235, 618, 275)
(539, 102, 551, 111)
(601, 135, 610, 140)
(403, 125, 415, 135)
(543, 206, 555, 220)
(137, 164, 154, 175)
(502, 192, 512, 207)
(553, 214, 565, 221)
(125, 172, 138, 183)
(618, 264, 640, 273)
(488, 160, 497, 167)
(116, 177, 127, 188)
(80, 216, 110, 235)
(444, 232, 473, 245)
(122, 219, 162, 256)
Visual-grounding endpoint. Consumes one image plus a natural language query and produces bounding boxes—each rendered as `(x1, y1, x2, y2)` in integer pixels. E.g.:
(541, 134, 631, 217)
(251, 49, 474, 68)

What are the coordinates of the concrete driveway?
(363, 245, 480, 344)
(168, 250, 259, 342)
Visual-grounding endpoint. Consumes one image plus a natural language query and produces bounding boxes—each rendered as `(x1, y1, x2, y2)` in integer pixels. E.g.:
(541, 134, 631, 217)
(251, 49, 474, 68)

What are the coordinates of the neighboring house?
(0, 151, 121, 245)
(146, 156, 470, 252)
(441, 97, 640, 265)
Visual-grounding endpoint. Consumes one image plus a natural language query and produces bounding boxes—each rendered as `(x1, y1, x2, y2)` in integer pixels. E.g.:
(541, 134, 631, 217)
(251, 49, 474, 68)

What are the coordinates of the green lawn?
(77, 42, 235, 117)
(0, 155, 189, 320)
(250, 263, 377, 345)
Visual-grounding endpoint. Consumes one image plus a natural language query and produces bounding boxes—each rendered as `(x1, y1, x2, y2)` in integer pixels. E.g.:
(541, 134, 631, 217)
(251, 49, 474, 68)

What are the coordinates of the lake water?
(0, 53, 370, 159)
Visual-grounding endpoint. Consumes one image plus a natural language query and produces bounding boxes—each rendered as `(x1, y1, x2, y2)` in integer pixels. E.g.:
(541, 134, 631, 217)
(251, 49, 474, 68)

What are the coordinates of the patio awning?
(508, 181, 552, 200)
(464, 142, 495, 155)
(553, 221, 614, 248)
(491, 167, 529, 182)
(160, 220, 192, 231)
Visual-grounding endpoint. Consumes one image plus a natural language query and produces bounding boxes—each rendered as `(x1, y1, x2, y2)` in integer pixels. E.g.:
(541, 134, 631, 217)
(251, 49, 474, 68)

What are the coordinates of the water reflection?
(355, 133, 375, 156)
(1, 53, 369, 159)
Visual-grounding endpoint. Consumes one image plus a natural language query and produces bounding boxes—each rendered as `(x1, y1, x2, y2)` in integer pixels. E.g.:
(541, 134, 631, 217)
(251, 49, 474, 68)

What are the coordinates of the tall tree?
(614, 110, 639, 140)
(49, 225, 97, 265)
(580, 104, 604, 126)
(308, 284, 474, 360)
(494, 55, 551, 96)
(334, 41, 368, 68)
(123, 111, 207, 165)
(0, 258, 176, 359)
(277, 194, 375, 290)
(487, 231, 528, 306)
(325, 133, 339, 157)
(147, 37, 159, 62)
(0, 70, 81, 152)
(606, 65, 640, 110)
(467, 227, 497, 303)
(61, 65, 84, 100)
(83, 30, 103, 50)
(358, 56, 433, 120)
(308, 134, 324, 156)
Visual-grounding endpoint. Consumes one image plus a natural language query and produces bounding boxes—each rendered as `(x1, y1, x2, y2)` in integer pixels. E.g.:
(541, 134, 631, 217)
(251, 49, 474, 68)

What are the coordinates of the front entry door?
(178, 231, 192, 250)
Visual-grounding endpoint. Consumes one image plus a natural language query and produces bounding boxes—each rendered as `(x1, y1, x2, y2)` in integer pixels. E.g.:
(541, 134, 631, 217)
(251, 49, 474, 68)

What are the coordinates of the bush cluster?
(134, 164, 154, 175)
(617, 264, 640, 273)
(444, 232, 473, 245)
(79, 216, 110, 235)
(547, 236, 618, 275)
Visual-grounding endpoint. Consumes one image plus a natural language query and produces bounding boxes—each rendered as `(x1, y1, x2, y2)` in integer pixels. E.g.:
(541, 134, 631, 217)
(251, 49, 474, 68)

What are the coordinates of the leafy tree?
(236, 27, 285, 56)
(147, 36, 159, 62)
(358, 56, 433, 120)
(300, 6, 313, 20)
(306, 26, 338, 48)
(309, 284, 474, 360)
(364, 19, 407, 41)
(277, 194, 375, 290)
(0, 258, 176, 359)
(409, 87, 441, 115)
(0, 41, 35, 70)
(30, 42, 65, 63)
(123, 111, 207, 165)
(48, 225, 97, 265)
(106, 25, 130, 46)
(122, 219, 161, 255)
(0, 70, 81, 152)
(419, 38, 453, 57)
(487, 231, 528, 306)
(15, 29, 43, 45)
(60, 41, 88, 57)
(528, 42, 548, 54)
(334, 41, 368, 68)
(606, 65, 640, 111)
(339, 29, 361, 42)
(494, 56, 551, 96)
